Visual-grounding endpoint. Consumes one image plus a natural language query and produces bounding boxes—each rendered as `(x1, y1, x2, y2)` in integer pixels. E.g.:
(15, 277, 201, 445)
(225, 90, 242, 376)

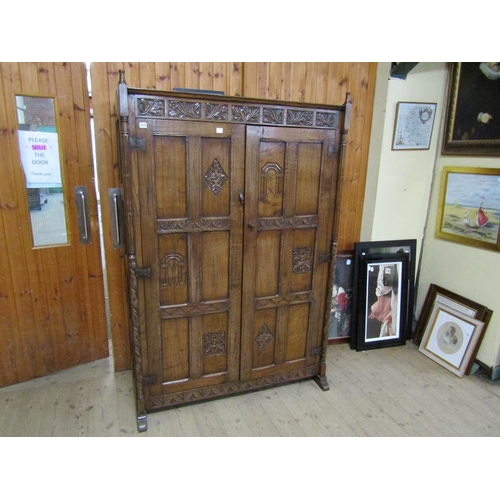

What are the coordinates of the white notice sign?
(18, 130, 62, 186)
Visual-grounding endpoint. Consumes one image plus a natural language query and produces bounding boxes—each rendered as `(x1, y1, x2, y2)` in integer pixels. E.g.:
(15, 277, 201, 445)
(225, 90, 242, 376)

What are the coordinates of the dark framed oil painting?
(442, 62, 500, 156)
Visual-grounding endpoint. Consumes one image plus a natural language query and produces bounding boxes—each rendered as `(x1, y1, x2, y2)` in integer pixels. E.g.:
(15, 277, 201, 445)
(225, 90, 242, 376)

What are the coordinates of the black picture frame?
(350, 239, 417, 351)
(328, 251, 354, 344)
(442, 62, 500, 156)
(352, 252, 409, 352)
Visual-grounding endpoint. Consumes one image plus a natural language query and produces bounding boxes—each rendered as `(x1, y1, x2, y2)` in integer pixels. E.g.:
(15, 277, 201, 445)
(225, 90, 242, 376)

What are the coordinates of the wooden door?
(133, 119, 245, 407)
(241, 126, 338, 381)
(0, 62, 108, 387)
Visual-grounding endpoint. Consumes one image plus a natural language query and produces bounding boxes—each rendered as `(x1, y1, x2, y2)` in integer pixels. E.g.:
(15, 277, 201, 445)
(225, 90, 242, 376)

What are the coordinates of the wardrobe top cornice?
(125, 86, 350, 113)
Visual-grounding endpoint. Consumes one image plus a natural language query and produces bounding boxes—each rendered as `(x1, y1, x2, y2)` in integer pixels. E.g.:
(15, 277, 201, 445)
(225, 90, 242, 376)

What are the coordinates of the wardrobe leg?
(137, 414, 148, 433)
(313, 374, 330, 391)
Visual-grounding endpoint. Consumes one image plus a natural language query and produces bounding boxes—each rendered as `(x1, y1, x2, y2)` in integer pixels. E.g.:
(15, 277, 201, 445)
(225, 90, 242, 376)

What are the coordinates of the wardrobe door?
(241, 125, 339, 381)
(134, 119, 245, 406)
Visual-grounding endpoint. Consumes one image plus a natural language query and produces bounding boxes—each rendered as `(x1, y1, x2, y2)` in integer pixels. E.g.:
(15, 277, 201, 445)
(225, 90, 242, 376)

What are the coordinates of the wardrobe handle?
(248, 222, 254, 229)
(239, 193, 245, 205)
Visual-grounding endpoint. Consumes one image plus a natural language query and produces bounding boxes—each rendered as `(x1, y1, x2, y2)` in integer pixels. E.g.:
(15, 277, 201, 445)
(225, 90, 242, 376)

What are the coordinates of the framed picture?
(436, 166, 500, 252)
(418, 303, 486, 377)
(350, 239, 417, 350)
(352, 252, 409, 352)
(328, 251, 354, 344)
(412, 283, 492, 374)
(391, 101, 437, 150)
(442, 62, 500, 156)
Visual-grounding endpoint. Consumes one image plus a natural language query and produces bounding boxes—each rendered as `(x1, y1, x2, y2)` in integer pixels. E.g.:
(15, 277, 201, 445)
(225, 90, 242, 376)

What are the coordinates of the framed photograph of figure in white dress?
(352, 252, 409, 352)
(350, 239, 416, 350)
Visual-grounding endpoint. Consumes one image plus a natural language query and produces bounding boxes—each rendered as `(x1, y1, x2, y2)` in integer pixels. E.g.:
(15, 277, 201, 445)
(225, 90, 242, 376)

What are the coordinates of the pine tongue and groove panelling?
(91, 62, 376, 370)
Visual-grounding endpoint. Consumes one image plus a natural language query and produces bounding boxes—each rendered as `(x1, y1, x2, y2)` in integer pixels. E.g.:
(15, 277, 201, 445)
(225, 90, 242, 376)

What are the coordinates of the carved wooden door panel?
(135, 119, 245, 406)
(240, 126, 338, 381)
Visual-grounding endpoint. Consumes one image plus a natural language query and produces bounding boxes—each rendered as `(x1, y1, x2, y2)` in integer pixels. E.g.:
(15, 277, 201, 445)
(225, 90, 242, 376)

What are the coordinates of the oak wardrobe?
(116, 71, 351, 431)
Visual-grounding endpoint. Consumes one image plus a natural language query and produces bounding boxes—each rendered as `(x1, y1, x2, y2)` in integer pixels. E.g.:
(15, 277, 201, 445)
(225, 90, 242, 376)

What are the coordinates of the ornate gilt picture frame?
(436, 166, 500, 251)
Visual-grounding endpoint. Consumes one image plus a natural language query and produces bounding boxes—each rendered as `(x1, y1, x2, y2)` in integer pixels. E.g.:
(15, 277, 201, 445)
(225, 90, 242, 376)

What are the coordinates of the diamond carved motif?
(204, 158, 228, 196)
(255, 324, 274, 352)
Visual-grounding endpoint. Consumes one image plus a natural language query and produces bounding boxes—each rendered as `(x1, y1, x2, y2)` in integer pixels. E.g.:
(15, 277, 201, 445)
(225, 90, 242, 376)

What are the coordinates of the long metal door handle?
(109, 188, 124, 249)
(80, 192, 88, 241)
(113, 194, 121, 246)
(75, 186, 91, 245)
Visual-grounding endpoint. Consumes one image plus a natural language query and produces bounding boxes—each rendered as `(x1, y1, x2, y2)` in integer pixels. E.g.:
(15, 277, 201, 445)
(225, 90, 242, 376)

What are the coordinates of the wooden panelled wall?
(90, 62, 377, 371)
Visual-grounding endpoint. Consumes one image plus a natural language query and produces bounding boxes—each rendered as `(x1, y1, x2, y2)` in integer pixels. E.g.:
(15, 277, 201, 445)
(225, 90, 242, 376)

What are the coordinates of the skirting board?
(474, 360, 500, 381)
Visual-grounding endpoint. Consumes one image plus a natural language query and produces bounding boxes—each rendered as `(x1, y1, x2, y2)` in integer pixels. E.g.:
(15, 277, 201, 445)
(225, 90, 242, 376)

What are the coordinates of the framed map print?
(392, 101, 437, 150)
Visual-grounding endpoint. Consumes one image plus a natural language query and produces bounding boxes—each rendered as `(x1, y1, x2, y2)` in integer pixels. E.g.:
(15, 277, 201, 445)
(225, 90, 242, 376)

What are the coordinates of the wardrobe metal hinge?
(328, 145, 339, 156)
(311, 347, 322, 356)
(143, 374, 157, 386)
(129, 136, 146, 151)
(135, 267, 152, 278)
(319, 253, 331, 263)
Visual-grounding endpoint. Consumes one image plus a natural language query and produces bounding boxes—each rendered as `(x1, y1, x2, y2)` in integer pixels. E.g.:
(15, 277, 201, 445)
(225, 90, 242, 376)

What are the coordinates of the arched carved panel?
(260, 163, 283, 199)
(160, 253, 187, 287)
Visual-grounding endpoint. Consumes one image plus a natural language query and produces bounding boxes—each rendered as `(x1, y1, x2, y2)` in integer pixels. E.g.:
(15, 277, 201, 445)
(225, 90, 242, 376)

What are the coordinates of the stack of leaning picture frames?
(413, 284, 492, 377)
(350, 239, 417, 352)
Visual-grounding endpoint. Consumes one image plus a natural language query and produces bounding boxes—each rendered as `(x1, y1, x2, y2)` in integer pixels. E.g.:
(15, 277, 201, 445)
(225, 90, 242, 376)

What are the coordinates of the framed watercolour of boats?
(436, 166, 500, 252)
